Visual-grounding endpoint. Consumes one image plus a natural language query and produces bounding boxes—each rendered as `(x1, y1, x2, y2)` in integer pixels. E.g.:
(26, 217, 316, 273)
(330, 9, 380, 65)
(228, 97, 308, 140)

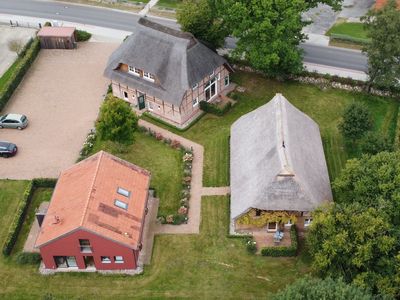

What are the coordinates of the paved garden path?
(138, 120, 230, 235)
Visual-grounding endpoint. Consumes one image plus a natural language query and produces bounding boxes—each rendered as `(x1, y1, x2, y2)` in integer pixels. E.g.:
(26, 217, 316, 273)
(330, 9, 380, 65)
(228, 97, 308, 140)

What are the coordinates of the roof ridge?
(275, 94, 294, 177)
(79, 151, 104, 226)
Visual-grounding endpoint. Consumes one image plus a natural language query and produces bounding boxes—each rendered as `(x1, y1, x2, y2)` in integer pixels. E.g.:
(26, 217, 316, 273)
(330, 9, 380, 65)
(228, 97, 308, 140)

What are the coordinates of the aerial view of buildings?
(0, 0, 399, 299)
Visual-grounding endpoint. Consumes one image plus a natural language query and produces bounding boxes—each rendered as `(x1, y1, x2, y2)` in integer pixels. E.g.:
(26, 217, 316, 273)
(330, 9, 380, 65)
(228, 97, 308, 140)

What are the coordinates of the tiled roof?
(375, 0, 400, 9)
(37, 26, 75, 37)
(35, 151, 150, 249)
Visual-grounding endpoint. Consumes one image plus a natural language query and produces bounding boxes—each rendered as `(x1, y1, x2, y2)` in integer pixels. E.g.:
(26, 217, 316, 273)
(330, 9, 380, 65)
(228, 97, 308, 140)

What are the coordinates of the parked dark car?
(0, 141, 17, 157)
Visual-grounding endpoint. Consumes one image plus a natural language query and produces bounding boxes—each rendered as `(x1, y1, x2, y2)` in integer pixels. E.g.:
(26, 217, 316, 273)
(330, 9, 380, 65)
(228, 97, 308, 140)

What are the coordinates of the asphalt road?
(0, 0, 368, 72)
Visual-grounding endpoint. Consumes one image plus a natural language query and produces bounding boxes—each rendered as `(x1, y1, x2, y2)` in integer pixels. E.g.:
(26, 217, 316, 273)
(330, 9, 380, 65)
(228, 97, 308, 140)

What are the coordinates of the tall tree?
(363, 0, 400, 89)
(307, 203, 399, 297)
(272, 276, 373, 300)
(338, 102, 373, 142)
(96, 95, 138, 145)
(177, 0, 228, 49)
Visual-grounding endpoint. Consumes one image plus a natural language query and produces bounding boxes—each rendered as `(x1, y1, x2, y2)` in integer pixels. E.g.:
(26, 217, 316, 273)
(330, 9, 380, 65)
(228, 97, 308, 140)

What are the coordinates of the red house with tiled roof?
(35, 151, 151, 271)
(375, 0, 400, 9)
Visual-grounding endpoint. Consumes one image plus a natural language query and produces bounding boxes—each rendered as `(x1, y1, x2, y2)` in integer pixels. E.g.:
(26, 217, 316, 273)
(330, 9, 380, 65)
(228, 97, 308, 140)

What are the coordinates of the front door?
(138, 94, 146, 110)
(205, 78, 217, 101)
(84, 256, 95, 268)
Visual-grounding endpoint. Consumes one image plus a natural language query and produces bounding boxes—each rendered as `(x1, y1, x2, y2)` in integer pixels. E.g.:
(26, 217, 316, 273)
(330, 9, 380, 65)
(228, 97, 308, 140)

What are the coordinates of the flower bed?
(77, 129, 96, 161)
(139, 126, 193, 225)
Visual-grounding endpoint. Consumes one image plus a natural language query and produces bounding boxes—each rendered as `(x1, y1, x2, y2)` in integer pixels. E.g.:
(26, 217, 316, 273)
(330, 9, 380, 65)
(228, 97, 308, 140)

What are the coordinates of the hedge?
(76, 30, 92, 42)
(0, 37, 40, 112)
(260, 225, 298, 257)
(199, 100, 232, 116)
(15, 252, 41, 265)
(330, 33, 371, 46)
(2, 178, 57, 256)
(141, 111, 205, 132)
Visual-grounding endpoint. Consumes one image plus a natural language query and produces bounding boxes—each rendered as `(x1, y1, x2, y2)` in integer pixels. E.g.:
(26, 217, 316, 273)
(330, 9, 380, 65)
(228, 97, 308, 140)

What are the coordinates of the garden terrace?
(142, 71, 400, 185)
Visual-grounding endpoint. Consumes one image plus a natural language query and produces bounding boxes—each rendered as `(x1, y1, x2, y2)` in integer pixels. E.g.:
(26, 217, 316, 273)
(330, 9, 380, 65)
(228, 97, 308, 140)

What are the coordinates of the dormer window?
(128, 65, 141, 77)
(143, 72, 155, 82)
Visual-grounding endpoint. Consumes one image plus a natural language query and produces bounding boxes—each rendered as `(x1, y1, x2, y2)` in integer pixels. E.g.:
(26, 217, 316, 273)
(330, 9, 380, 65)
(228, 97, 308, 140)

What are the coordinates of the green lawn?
(155, 0, 182, 9)
(143, 72, 399, 185)
(12, 188, 53, 254)
(327, 22, 369, 41)
(91, 131, 184, 217)
(0, 192, 309, 299)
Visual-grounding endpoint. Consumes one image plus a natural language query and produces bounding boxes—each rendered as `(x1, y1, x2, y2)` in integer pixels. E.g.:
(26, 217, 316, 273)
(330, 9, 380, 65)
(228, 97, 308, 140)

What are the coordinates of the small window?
(192, 97, 199, 107)
(255, 209, 261, 217)
(114, 199, 128, 210)
(304, 218, 312, 227)
(101, 256, 111, 264)
(143, 72, 155, 82)
(192, 83, 198, 90)
(117, 187, 130, 197)
(224, 75, 229, 86)
(133, 68, 141, 76)
(123, 91, 128, 100)
(267, 222, 277, 232)
(114, 256, 124, 264)
(128, 65, 135, 73)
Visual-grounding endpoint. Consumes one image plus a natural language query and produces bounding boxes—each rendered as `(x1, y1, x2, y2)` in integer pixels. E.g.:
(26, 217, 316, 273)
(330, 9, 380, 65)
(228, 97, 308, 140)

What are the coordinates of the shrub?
(173, 214, 187, 225)
(246, 238, 257, 254)
(199, 100, 231, 116)
(338, 102, 373, 141)
(261, 225, 298, 257)
(76, 29, 92, 42)
(15, 252, 41, 265)
(0, 38, 40, 112)
(360, 131, 393, 155)
(2, 178, 56, 256)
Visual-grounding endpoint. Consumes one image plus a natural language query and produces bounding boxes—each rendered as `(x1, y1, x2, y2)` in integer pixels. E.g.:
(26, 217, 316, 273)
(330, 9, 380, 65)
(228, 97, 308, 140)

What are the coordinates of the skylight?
(117, 187, 130, 197)
(114, 199, 128, 210)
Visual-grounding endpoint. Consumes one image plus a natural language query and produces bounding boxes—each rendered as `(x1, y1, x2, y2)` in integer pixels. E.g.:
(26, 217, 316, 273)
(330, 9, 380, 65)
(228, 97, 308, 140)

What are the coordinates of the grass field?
(0, 191, 310, 299)
(155, 0, 182, 9)
(327, 22, 368, 40)
(143, 72, 399, 185)
(91, 131, 184, 217)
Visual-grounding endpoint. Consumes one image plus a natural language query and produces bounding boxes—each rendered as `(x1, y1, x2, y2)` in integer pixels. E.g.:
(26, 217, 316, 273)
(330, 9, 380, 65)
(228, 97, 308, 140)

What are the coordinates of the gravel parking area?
(0, 42, 118, 179)
(0, 25, 37, 77)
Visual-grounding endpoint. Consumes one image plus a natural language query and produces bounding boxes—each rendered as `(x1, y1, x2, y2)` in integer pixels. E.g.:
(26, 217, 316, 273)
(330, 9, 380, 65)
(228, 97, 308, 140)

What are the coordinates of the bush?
(246, 238, 257, 254)
(360, 131, 393, 155)
(330, 33, 371, 46)
(2, 178, 56, 256)
(15, 252, 41, 265)
(199, 100, 231, 116)
(261, 225, 298, 257)
(0, 38, 40, 112)
(76, 30, 92, 42)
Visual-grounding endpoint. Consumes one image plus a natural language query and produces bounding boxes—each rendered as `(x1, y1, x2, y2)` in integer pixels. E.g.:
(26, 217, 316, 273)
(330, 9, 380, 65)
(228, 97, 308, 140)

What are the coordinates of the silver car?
(0, 114, 28, 129)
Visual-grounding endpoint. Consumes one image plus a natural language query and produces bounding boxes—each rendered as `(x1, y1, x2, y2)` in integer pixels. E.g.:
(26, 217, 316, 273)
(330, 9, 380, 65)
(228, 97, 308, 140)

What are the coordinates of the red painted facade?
(39, 228, 139, 270)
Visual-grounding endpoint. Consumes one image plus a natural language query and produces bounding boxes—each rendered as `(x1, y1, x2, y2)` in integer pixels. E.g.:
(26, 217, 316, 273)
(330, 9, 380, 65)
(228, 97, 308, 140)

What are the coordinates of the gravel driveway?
(0, 42, 118, 179)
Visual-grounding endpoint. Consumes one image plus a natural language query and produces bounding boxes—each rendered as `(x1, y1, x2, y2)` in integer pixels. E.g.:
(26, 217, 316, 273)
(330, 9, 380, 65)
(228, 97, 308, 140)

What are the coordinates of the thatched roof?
(104, 18, 229, 106)
(230, 94, 332, 219)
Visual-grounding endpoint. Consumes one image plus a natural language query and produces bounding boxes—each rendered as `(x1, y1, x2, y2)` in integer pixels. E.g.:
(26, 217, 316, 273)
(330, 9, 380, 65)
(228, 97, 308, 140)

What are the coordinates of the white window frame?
(224, 75, 230, 87)
(217, 73, 220, 80)
(114, 256, 124, 264)
(101, 256, 111, 264)
(133, 67, 141, 77)
(285, 219, 293, 227)
(209, 70, 215, 77)
(192, 83, 198, 90)
(267, 222, 278, 232)
(192, 97, 199, 107)
(304, 218, 312, 227)
(128, 65, 135, 74)
(143, 72, 155, 82)
(204, 77, 217, 102)
(148, 101, 154, 111)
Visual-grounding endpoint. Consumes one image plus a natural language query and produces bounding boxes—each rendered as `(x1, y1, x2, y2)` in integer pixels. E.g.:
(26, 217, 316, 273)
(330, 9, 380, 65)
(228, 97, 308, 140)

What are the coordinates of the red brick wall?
(39, 229, 139, 270)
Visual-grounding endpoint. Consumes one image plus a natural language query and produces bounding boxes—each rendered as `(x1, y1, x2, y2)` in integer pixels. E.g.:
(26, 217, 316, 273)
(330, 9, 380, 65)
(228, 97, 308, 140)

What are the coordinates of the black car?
(0, 141, 17, 158)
